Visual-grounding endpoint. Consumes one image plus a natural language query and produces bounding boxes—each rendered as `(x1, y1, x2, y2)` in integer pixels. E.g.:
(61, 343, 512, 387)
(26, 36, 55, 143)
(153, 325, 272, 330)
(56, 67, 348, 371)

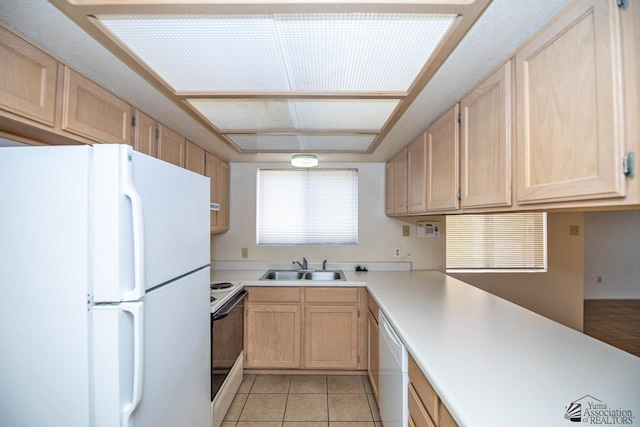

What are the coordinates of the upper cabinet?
(185, 140, 206, 175)
(426, 104, 459, 212)
(206, 152, 230, 234)
(386, 148, 407, 216)
(62, 67, 132, 144)
(133, 110, 158, 157)
(0, 26, 58, 127)
(407, 134, 427, 214)
(460, 60, 512, 209)
(158, 124, 186, 168)
(516, 0, 628, 204)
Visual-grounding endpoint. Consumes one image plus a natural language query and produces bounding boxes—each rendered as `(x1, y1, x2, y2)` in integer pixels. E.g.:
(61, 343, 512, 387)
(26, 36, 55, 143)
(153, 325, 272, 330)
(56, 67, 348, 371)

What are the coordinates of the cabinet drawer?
(409, 354, 439, 424)
(439, 400, 458, 427)
(408, 383, 436, 427)
(305, 287, 358, 304)
(247, 287, 302, 303)
(367, 293, 379, 323)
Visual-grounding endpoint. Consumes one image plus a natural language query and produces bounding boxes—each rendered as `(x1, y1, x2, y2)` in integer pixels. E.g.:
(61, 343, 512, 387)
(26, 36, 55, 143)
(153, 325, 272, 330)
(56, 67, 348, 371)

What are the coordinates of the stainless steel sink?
(260, 270, 305, 280)
(259, 269, 346, 281)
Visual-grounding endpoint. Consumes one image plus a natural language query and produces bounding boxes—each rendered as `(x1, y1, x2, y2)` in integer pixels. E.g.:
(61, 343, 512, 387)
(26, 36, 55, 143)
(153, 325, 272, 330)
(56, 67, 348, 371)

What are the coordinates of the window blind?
(257, 169, 358, 245)
(446, 212, 547, 272)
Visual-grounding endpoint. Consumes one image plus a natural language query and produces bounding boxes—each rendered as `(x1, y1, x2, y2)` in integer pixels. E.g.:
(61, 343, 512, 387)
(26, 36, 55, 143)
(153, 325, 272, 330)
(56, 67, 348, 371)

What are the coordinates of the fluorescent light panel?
(228, 134, 376, 152)
(187, 99, 400, 130)
(97, 13, 456, 92)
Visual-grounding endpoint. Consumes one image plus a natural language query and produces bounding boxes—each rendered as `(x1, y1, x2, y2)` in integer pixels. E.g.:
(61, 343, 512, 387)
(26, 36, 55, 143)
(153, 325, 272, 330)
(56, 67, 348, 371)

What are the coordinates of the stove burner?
(210, 296, 217, 303)
(210, 282, 233, 290)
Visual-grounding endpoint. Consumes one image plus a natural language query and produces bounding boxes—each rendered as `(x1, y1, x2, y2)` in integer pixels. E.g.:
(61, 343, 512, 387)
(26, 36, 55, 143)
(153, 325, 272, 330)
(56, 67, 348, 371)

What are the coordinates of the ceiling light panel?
(228, 134, 375, 152)
(188, 99, 400, 130)
(97, 13, 456, 92)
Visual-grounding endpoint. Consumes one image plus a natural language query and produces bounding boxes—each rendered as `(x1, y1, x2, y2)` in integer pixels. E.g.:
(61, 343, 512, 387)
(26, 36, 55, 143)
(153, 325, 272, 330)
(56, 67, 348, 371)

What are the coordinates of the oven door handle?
(213, 289, 248, 321)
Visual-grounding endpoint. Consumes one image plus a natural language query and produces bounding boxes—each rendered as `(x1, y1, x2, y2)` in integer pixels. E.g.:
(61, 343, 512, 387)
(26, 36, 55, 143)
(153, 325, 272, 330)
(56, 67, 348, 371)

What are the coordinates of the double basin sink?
(259, 269, 346, 281)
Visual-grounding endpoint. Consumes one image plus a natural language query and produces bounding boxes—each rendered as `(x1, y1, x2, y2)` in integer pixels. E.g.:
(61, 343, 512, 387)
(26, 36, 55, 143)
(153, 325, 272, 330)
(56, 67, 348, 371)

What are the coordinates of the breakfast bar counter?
(211, 269, 640, 427)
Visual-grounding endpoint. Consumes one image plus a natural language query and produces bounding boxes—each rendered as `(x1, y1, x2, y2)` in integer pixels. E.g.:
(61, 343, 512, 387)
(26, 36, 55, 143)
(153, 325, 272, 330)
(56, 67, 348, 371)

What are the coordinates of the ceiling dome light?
(291, 154, 318, 168)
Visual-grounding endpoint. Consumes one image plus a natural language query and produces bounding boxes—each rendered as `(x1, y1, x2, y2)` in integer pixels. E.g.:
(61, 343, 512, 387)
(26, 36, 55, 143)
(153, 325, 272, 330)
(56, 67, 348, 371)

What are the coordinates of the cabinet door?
(516, 0, 626, 204)
(133, 110, 157, 157)
(0, 27, 58, 126)
(394, 148, 408, 215)
(206, 152, 230, 234)
(303, 305, 359, 369)
(245, 304, 301, 369)
(367, 310, 379, 401)
(62, 67, 132, 144)
(407, 133, 427, 213)
(385, 161, 396, 215)
(185, 140, 206, 175)
(426, 104, 459, 211)
(158, 124, 185, 167)
(460, 61, 512, 208)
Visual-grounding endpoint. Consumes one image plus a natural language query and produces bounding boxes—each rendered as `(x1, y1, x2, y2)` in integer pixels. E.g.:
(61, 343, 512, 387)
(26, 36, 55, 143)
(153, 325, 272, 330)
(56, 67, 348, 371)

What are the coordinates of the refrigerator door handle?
(120, 147, 146, 301)
(121, 301, 145, 427)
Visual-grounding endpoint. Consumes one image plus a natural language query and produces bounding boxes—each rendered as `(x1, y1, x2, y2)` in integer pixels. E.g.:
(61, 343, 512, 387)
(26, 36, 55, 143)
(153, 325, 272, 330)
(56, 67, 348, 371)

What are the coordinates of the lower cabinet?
(367, 294, 380, 402)
(244, 286, 367, 370)
(408, 353, 458, 427)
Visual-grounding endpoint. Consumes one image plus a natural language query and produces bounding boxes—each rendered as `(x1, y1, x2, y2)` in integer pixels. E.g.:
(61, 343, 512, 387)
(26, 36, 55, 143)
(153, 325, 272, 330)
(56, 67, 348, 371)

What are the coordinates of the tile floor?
(583, 299, 640, 358)
(222, 374, 382, 427)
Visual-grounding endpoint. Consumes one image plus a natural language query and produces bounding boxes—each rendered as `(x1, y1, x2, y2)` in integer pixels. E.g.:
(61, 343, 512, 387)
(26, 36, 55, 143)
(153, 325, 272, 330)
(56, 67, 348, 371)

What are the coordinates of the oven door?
(211, 289, 247, 401)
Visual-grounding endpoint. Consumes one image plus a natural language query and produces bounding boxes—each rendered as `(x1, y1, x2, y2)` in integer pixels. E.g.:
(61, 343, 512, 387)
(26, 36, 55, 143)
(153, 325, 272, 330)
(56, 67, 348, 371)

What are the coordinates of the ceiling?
(0, 0, 569, 163)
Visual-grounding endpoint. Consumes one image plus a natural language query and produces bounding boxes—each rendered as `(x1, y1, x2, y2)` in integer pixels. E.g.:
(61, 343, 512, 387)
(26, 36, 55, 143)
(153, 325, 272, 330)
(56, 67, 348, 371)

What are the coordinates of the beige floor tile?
(330, 423, 375, 427)
(240, 394, 288, 421)
(222, 422, 237, 427)
(285, 394, 329, 422)
(252, 375, 292, 393)
(328, 376, 365, 394)
(362, 377, 373, 394)
(374, 422, 382, 427)
(225, 394, 249, 421)
(290, 375, 327, 394)
(366, 394, 380, 422)
(238, 375, 257, 393)
(328, 394, 373, 421)
(236, 423, 283, 427)
(284, 423, 328, 427)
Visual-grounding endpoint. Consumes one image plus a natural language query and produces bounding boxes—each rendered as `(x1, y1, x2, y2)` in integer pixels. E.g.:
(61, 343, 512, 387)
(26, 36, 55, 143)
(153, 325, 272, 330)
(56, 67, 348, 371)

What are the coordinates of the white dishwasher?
(378, 310, 409, 427)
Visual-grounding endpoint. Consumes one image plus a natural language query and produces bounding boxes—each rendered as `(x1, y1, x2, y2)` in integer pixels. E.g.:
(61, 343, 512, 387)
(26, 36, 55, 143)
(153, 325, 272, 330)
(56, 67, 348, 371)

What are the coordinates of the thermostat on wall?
(417, 221, 440, 238)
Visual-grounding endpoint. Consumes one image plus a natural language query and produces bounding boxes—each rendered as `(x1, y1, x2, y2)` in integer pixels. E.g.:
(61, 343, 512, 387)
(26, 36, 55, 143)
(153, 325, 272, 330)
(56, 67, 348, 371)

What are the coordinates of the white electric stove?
(209, 281, 245, 313)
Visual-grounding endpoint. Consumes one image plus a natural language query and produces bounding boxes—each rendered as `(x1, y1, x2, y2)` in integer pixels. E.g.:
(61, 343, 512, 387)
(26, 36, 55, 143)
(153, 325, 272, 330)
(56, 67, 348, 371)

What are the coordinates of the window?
(446, 213, 547, 273)
(257, 169, 358, 245)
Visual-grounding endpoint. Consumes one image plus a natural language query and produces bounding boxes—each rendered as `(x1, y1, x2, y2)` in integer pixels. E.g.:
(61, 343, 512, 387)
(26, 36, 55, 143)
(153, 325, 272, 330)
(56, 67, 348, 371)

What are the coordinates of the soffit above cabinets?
(49, 1, 492, 154)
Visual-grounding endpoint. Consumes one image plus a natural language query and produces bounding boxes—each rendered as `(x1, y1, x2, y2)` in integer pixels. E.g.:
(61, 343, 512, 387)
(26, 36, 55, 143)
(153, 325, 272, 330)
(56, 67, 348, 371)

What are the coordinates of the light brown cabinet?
(386, 148, 407, 216)
(245, 286, 367, 371)
(407, 133, 428, 214)
(133, 110, 157, 157)
(460, 61, 512, 209)
(185, 140, 206, 175)
(62, 67, 132, 144)
(157, 124, 185, 167)
(367, 294, 380, 402)
(0, 26, 58, 127)
(516, 0, 627, 205)
(245, 287, 303, 369)
(426, 104, 459, 212)
(205, 152, 230, 234)
(408, 353, 458, 427)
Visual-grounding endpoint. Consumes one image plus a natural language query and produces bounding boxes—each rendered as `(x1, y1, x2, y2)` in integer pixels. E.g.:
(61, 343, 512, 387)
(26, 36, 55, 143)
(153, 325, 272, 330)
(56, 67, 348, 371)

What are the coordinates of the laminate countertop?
(211, 269, 640, 427)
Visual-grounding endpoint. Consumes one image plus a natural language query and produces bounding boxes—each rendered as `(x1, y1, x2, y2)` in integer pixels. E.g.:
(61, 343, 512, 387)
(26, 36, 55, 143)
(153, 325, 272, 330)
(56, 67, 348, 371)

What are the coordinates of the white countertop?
(211, 268, 640, 427)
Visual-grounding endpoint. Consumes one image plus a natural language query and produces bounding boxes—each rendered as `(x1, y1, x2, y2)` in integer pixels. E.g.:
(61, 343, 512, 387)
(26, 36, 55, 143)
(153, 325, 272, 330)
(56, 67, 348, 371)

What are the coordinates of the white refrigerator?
(0, 144, 211, 427)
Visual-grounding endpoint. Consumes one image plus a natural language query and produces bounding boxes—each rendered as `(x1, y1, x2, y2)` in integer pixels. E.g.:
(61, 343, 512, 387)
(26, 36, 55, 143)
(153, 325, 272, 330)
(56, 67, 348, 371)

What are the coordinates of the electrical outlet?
(393, 247, 401, 257)
(402, 225, 410, 237)
(241, 248, 248, 259)
(569, 225, 580, 236)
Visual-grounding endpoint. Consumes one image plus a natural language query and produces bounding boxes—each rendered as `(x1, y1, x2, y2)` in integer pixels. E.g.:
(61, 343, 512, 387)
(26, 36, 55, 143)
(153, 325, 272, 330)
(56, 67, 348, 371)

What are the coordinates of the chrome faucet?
(293, 257, 308, 270)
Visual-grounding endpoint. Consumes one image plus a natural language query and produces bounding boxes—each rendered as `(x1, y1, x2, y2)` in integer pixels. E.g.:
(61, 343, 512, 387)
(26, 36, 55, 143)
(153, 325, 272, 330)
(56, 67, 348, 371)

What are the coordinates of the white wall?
(452, 212, 585, 331)
(583, 210, 640, 299)
(211, 163, 445, 271)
